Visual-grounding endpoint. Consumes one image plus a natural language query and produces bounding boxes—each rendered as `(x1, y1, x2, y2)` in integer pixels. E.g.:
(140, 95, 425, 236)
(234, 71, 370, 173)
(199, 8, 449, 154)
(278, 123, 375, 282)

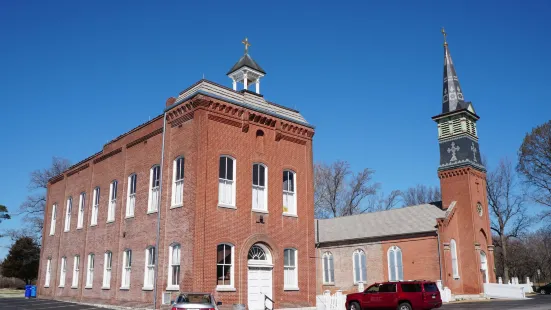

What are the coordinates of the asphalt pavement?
(442, 294, 551, 309)
(0, 298, 103, 310)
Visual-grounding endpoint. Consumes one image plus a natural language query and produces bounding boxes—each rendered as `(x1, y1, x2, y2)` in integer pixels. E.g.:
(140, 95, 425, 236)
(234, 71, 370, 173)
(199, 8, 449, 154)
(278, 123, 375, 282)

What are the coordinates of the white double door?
(248, 266, 273, 310)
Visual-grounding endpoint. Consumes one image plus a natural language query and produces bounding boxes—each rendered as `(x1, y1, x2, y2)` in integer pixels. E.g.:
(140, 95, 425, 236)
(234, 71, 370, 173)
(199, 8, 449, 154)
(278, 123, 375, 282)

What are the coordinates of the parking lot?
(0, 298, 104, 310)
(442, 294, 551, 309)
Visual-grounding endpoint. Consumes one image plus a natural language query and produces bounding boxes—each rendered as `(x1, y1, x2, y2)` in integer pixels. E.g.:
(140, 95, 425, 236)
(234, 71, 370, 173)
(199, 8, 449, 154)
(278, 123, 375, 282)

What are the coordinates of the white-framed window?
(388, 246, 403, 281)
(77, 192, 85, 229)
(59, 256, 67, 287)
(121, 249, 132, 289)
(283, 170, 297, 215)
(172, 157, 185, 207)
(103, 251, 112, 288)
(450, 239, 459, 279)
(148, 165, 161, 213)
(50, 204, 57, 236)
(284, 248, 298, 290)
(353, 249, 367, 284)
(167, 243, 181, 290)
(71, 255, 79, 288)
(126, 174, 137, 218)
(107, 180, 117, 222)
(216, 243, 234, 289)
(64, 197, 72, 232)
(143, 246, 155, 289)
(44, 258, 52, 287)
(252, 163, 268, 212)
(85, 253, 94, 288)
(218, 156, 236, 207)
(322, 252, 334, 284)
(91, 187, 99, 226)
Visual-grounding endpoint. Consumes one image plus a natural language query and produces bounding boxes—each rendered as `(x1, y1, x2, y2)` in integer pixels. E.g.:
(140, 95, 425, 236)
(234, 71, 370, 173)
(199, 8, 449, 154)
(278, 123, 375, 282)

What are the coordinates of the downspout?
(153, 112, 168, 309)
(437, 229, 443, 285)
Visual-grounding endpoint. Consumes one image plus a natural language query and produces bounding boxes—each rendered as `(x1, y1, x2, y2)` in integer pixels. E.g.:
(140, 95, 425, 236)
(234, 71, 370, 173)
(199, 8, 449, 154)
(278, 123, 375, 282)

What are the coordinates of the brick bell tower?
(433, 28, 495, 295)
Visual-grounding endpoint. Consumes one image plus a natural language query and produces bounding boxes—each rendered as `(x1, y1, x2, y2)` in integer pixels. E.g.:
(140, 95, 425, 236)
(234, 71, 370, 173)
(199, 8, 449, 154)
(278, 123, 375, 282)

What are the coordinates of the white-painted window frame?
(252, 163, 268, 212)
(388, 246, 403, 281)
(322, 252, 334, 284)
(44, 258, 51, 287)
(284, 248, 298, 290)
(167, 243, 181, 291)
(353, 249, 367, 284)
(64, 197, 72, 232)
(172, 157, 185, 207)
(91, 187, 99, 226)
(59, 256, 67, 287)
(143, 246, 155, 290)
(77, 192, 85, 229)
(148, 165, 161, 213)
(283, 170, 297, 216)
(107, 180, 117, 222)
(50, 204, 57, 236)
(120, 249, 132, 289)
(216, 243, 235, 290)
(102, 251, 112, 289)
(451, 239, 460, 279)
(218, 156, 236, 208)
(126, 174, 137, 218)
(71, 255, 79, 288)
(85, 253, 94, 288)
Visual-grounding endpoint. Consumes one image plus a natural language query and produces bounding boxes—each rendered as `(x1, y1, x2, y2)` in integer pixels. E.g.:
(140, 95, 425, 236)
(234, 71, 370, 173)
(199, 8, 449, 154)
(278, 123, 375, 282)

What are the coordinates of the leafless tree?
(487, 158, 530, 283)
(18, 157, 71, 238)
(366, 190, 402, 212)
(314, 161, 380, 218)
(518, 120, 551, 218)
(400, 184, 441, 207)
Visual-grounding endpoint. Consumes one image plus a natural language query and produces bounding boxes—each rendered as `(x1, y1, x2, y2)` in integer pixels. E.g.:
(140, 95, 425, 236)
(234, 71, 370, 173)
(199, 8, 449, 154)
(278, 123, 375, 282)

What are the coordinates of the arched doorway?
(247, 244, 273, 310)
(480, 251, 488, 285)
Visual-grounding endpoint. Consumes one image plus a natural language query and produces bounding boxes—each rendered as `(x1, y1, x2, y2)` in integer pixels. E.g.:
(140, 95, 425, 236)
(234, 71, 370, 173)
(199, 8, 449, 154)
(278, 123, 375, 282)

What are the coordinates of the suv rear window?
(176, 294, 212, 304)
(424, 283, 439, 292)
(401, 283, 422, 292)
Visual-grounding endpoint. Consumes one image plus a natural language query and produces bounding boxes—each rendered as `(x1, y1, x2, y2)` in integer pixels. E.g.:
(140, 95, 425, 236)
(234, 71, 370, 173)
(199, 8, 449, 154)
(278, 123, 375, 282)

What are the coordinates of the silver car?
(171, 293, 222, 310)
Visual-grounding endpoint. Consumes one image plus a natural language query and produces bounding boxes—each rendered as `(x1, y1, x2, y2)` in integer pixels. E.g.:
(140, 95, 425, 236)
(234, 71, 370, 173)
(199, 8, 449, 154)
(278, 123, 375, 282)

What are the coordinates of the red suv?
(345, 281, 442, 310)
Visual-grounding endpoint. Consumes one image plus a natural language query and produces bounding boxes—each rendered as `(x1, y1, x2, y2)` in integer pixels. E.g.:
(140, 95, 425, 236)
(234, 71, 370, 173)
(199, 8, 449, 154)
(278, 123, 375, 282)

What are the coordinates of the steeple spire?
(441, 28, 466, 113)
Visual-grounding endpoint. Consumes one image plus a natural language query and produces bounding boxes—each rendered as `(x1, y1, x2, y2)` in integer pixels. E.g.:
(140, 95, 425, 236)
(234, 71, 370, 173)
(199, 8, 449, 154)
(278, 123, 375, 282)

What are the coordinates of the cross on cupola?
(227, 37, 266, 94)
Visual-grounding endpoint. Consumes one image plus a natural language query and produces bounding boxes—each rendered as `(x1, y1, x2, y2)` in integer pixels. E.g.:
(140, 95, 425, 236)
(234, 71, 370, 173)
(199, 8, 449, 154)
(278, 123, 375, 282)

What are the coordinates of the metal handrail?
(264, 295, 274, 310)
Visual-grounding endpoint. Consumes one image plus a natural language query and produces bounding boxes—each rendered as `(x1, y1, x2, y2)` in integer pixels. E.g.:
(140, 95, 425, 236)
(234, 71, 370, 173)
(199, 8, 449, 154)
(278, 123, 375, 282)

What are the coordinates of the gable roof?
(316, 203, 446, 244)
(227, 53, 266, 75)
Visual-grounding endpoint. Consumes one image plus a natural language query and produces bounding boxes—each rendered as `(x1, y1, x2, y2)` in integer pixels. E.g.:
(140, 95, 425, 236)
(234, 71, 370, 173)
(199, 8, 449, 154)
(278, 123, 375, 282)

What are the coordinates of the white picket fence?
(316, 290, 346, 310)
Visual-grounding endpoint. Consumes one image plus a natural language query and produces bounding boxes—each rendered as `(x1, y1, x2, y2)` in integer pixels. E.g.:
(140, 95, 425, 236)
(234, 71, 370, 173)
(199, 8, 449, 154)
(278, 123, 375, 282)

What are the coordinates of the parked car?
(346, 281, 442, 310)
(171, 292, 222, 310)
(537, 283, 551, 295)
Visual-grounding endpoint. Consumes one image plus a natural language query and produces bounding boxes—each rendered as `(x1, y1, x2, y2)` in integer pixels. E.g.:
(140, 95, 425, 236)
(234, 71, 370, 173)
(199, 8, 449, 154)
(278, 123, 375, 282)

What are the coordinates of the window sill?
(106, 220, 115, 224)
(142, 286, 154, 291)
(171, 203, 183, 209)
(282, 212, 298, 218)
(71, 286, 78, 289)
(120, 286, 130, 290)
(90, 224, 97, 227)
(252, 209, 269, 214)
(218, 204, 237, 210)
(44, 285, 50, 288)
(101, 286, 110, 290)
(49, 234, 55, 236)
(64, 230, 69, 233)
(77, 227, 83, 230)
(166, 285, 180, 291)
(453, 276, 460, 280)
(147, 210, 158, 215)
(84, 285, 93, 289)
(216, 286, 236, 292)
(125, 215, 134, 219)
(284, 287, 300, 291)
(323, 283, 335, 286)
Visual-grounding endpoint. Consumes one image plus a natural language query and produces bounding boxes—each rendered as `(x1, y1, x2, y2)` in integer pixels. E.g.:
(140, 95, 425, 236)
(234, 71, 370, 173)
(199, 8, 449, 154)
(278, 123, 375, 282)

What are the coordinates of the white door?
(248, 267, 273, 310)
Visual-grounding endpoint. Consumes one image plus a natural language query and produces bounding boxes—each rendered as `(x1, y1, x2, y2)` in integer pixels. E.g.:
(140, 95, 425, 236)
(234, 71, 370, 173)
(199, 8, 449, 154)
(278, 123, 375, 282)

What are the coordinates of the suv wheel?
(540, 289, 547, 295)
(397, 302, 412, 310)
(349, 301, 360, 310)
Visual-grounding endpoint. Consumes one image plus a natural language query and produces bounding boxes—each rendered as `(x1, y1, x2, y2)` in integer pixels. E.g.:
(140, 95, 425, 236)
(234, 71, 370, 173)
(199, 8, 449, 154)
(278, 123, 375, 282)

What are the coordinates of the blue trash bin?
(30, 285, 37, 298)
(24, 285, 31, 299)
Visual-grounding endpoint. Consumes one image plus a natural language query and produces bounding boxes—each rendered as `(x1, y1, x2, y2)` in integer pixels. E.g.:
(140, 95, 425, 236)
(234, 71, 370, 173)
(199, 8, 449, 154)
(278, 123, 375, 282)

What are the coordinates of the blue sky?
(1, 0, 549, 258)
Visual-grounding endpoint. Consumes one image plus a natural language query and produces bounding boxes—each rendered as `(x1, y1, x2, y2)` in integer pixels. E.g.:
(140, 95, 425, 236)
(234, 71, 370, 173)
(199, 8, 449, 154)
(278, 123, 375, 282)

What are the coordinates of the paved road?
(443, 294, 551, 309)
(0, 298, 103, 310)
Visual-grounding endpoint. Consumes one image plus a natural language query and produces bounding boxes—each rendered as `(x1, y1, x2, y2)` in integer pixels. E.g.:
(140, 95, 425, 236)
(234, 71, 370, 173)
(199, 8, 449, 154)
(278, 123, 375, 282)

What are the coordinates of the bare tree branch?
(400, 184, 441, 207)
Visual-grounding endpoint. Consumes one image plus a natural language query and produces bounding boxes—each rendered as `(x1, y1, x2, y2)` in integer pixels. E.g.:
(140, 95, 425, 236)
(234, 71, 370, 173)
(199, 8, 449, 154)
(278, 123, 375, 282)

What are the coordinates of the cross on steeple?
(441, 27, 448, 46)
(242, 37, 251, 54)
(447, 142, 460, 162)
(471, 142, 478, 163)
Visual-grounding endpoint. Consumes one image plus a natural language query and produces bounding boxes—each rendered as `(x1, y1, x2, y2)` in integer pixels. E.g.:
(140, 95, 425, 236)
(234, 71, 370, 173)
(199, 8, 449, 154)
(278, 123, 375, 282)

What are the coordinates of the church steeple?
(432, 29, 484, 172)
(227, 37, 266, 94)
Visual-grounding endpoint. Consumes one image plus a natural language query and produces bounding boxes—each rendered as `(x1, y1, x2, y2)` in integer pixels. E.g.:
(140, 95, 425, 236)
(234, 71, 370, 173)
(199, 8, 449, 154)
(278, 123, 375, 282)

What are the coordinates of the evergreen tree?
(1, 237, 40, 284)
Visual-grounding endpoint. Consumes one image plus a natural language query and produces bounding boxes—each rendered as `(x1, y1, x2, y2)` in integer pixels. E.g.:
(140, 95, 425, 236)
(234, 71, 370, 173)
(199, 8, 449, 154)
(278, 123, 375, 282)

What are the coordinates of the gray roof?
(227, 53, 266, 75)
(316, 204, 446, 244)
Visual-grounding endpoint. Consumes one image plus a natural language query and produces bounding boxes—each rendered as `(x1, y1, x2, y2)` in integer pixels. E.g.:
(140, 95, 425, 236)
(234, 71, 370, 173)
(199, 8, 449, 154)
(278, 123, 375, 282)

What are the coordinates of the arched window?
(252, 163, 268, 212)
(91, 187, 100, 226)
(256, 130, 265, 152)
(216, 243, 234, 288)
(450, 239, 459, 279)
(103, 251, 112, 288)
(59, 256, 67, 287)
(77, 192, 85, 229)
(85, 253, 94, 288)
(283, 170, 297, 216)
(284, 248, 298, 290)
(480, 251, 488, 284)
(126, 173, 137, 218)
(218, 156, 236, 207)
(322, 252, 334, 284)
(148, 165, 161, 213)
(172, 157, 185, 207)
(144, 246, 156, 289)
(167, 243, 181, 290)
(49, 204, 57, 236)
(44, 258, 52, 287)
(107, 180, 118, 222)
(71, 255, 80, 288)
(388, 246, 403, 281)
(121, 249, 132, 288)
(353, 249, 367, 284)
(64, 197, 72, 232)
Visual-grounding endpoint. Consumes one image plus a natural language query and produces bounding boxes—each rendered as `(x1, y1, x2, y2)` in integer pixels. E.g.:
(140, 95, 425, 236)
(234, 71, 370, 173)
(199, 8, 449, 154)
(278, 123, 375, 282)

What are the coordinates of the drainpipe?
(153, 112, 168, 309)
(437, 229, 443, 285)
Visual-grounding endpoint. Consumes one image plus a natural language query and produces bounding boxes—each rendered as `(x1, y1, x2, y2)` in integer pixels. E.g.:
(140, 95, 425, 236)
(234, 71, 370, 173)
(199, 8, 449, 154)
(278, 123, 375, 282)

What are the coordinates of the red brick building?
(38, 42, 316, 309)
(315, 33, 495, 297)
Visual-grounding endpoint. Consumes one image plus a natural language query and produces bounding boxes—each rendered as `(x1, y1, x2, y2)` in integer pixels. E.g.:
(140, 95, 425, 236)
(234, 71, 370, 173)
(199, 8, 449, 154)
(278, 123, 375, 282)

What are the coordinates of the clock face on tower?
(476, 203, 483, 217)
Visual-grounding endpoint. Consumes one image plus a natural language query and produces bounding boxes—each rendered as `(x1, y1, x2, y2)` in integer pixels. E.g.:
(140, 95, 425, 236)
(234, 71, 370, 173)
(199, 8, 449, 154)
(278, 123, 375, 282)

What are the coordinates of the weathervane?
(242, 37, 251, 54)
(441, 27, 448, 46)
